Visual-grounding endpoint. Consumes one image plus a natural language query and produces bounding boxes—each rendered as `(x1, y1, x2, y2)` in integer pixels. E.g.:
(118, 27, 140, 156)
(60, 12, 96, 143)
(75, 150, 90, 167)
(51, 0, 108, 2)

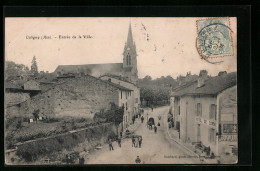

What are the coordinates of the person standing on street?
(132, 136, 136, 147)
(79, 156, 85, 165)
(141, 116, 144, 123)
(132, 116, 135, 124)
(154, 125, 157, 133)
(138, 136, 142, 148)
(108, 138, 114, 151)
(135, 156, 141, 164)
(117, 136, 122, 148)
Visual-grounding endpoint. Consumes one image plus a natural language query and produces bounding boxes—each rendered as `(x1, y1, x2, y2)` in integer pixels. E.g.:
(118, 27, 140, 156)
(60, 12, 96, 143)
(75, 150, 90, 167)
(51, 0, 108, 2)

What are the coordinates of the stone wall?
(6, 123, 118, 164)
(6, 75, 120, 118)
(5, 92, 30, 107)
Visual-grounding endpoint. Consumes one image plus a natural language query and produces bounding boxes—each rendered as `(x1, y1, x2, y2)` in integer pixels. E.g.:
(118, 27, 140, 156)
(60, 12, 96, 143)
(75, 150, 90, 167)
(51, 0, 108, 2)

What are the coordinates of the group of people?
(132, 135, 143, 148)
(108, 136, 122, 151)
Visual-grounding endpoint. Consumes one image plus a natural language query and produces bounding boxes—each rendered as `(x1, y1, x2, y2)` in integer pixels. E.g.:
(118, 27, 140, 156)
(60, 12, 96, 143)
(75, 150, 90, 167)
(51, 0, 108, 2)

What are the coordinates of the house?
(170, 72, 237, 157)
(54, 23, 139, 85)
(5, 82, 30, 107)
(6, 74, 134, 129)
(5, 79, 41, 107)
(99, 73, 141, 126)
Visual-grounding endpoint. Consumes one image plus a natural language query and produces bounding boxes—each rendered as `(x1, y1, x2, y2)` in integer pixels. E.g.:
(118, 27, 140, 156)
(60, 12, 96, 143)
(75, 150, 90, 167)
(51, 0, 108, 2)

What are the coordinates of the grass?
(5, 116, 95, 150)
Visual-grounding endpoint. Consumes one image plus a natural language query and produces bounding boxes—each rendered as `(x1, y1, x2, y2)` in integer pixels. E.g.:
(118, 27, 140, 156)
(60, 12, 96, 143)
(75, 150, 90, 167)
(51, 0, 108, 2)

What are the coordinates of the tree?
(93, 103, 124, 125)
(31, 56, 38, 75)
(199, 70, 208, 78)
(5, 61, 30, 79)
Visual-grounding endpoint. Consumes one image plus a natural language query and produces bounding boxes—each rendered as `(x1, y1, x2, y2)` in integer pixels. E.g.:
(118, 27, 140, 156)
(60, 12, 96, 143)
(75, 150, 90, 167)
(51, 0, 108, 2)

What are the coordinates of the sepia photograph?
(4, 17, 237, 165)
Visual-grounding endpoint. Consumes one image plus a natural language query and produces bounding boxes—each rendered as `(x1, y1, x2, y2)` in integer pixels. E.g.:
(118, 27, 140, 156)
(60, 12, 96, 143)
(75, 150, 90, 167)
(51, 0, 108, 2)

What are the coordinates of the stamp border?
(196, 17, 234, 59)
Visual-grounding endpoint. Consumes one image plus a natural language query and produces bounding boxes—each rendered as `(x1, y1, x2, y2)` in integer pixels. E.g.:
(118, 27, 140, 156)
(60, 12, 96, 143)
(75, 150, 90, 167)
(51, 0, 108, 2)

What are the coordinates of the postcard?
(5, 17, 237, 165)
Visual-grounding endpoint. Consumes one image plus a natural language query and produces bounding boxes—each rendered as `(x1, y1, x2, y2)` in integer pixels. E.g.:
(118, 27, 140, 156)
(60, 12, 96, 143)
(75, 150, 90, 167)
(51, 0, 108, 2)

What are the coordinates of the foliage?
(16, 120, 23, 129)
(15, 123, 116, 162)
(5, 61, 30, 79)
(93, 103, 124, 125)
(31, 56, 38, 75)
(140, 87, 170, 107)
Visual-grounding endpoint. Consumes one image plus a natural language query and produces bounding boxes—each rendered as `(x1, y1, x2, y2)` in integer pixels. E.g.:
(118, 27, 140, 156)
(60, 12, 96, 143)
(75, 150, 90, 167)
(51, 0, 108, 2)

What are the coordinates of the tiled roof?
(171, 72, 237, 97)
(5, 82, 23, 90)
(102, 80, 133, 91)
(99, 74, 135, 85)
(54, 63, 123, 77)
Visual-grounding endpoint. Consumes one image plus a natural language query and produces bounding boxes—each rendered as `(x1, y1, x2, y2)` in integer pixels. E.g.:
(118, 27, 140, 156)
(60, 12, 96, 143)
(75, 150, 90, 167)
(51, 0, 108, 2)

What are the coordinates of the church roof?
(55, 63, 123, 77)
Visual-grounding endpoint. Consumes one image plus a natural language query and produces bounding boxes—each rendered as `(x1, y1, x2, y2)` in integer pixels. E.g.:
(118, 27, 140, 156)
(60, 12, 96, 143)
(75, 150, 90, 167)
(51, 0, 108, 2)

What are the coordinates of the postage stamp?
(196, 17, 234, 61)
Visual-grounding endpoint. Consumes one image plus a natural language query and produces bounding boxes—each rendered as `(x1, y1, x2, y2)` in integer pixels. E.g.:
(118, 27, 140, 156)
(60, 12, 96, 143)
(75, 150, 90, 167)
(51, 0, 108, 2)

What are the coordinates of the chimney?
(197, 77, 205, 87)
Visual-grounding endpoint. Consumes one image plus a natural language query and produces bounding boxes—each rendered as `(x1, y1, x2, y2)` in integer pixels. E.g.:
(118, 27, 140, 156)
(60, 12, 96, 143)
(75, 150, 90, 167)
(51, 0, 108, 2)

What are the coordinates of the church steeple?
(127, 23, 134, 47)
(122, 22, 138, 84)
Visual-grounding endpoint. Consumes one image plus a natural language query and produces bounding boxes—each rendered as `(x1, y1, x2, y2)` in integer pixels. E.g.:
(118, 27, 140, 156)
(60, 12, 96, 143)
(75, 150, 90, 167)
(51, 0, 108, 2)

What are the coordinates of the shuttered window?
(210, 104, 217, 120)
(197, 103, 202, 116)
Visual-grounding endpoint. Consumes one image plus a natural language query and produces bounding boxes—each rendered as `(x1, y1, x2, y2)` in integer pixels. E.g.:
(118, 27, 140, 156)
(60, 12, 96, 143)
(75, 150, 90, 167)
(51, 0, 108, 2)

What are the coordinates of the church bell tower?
(123, 23, 138, 84)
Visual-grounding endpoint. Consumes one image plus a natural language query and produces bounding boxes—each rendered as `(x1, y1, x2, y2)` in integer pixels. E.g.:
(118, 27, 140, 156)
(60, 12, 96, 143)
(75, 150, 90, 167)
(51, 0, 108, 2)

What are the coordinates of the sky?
(5, 17, 237, 79)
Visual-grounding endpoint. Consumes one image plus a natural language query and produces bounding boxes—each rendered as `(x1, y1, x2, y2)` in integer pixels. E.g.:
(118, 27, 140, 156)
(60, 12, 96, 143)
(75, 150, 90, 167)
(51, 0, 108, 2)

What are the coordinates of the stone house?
(170, 72, 237, 156)
(6, 74, 133, 126)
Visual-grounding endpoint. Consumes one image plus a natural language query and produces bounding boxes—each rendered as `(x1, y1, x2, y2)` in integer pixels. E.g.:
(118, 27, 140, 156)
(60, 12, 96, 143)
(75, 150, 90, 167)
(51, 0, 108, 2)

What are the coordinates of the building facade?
(99, 74, 140, 128)
(170, 72, 237, 157)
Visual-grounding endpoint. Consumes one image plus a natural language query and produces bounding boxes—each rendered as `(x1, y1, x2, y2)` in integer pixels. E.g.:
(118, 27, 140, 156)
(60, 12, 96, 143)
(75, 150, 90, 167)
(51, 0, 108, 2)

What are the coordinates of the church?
(54, 23, 140, 129)
(54, 23, 139, 85)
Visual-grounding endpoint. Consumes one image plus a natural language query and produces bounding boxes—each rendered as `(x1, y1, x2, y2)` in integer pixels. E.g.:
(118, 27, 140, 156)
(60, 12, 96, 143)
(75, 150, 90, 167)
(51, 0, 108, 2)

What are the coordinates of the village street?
(85, 106, 201, 164)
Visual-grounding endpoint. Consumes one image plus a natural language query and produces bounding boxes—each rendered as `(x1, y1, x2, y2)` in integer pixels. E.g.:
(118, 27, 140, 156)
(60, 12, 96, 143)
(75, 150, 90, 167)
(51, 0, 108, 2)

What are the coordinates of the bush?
(16, 120, 23, 129)
(93, 103, 124, 125)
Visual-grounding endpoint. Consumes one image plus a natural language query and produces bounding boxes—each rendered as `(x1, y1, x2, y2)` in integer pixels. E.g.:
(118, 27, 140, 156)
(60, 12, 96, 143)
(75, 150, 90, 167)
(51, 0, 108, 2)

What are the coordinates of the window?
(126, 102, 128, 110)
(135, 98, 138, 103)
(121, 91, 122, 99)
(209, 128, 215, 143)
(178, 106, 180, 115)
(197, 103, 202, 116)
(210, 104, 217, 120)
(127, 54, 131, 65)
